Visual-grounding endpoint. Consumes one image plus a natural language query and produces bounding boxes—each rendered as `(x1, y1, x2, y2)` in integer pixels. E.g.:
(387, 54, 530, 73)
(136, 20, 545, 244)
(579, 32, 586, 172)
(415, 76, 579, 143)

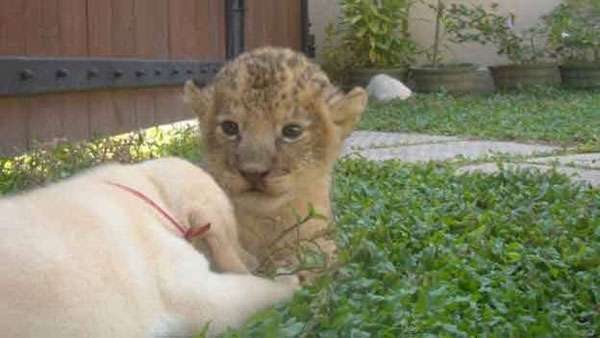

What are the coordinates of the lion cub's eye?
(282, 124, 304, 140)
(220, 120, 239, 137)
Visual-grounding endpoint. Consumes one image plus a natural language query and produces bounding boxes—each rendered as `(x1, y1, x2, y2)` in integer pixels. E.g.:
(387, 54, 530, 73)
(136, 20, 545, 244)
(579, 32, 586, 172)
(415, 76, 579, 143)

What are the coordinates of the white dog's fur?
(0, 157, 297, 338)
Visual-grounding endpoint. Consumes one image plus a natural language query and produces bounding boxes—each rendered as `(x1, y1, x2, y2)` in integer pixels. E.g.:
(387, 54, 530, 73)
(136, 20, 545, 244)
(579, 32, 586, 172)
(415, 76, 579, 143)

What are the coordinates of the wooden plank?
(257, 0, 267, 49)
(244, 0, 258, 49)
(87, 0, 140, 141)
(23, 0, 67, 147)
(169, 0, 225, 60)
(58, 0, 88, 56)
(168, 0, 199, 59)
(87, 0, 113, 56)
(218, 0, 226, 58)
(0, 0, 27, 55)
(89, 90, 137, 138)
(135, 88, 157, 129)
(88, 87, 192, 138)
(246, 0, 273, 50)
(0, 97, 29, 155)
(194, 0, 211, 58)
(2, 92, 89, 151)
(110, 0, 136, 57)
(25, 0, 61, 56)
(287, 0, 302, 50)
(88, 91, 116, 137)
(57, 0, 90, 143)
(111, 90, 138, 133)
(61, 92, 90, 142)
(208, 0, 226, 59)
(154, 88, 175, 125)
(273, 0, 286, 46)
(27, 94, 66, 146)
(154, 86, 191, 125)
(134, 0, 168, 58)
(245, 0, 302, 50)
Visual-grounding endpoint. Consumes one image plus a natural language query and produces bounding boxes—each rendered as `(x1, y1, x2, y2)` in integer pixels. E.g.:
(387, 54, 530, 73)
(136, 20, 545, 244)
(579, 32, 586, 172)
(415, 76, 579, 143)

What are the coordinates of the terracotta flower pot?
(560, 63, 600, 89)
(410, 64, 480, 94)
(489, 64, 561, 90)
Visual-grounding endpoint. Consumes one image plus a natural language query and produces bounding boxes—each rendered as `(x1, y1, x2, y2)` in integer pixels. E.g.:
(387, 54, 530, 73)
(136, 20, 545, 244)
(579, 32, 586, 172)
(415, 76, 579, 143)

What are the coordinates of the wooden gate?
(245, 0, 303, 50)
(0, 0, 308, 156)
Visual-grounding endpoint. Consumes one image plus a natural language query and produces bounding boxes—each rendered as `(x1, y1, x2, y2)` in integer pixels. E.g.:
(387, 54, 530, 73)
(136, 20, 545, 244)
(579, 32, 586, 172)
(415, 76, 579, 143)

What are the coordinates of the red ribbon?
(104, 181, 210, 241)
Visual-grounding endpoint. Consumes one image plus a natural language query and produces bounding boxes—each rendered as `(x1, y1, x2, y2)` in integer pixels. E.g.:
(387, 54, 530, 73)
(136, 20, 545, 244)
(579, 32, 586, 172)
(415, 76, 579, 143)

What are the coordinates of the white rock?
(366, 74, 412, 102)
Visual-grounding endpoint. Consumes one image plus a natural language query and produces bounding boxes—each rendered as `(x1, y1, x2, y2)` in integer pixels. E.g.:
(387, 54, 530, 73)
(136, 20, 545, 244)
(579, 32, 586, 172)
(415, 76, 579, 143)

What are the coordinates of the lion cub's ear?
(328, 87, 368, 139)
(184, 80, 214, 121)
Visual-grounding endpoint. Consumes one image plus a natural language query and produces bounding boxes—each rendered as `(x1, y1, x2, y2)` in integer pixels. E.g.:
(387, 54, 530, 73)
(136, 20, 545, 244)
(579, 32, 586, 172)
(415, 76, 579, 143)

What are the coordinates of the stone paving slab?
(343, 141, 559, 162)
(343, 131, 461, 153)
(458, 163, 600, 187)
(526, 153, 600, 169)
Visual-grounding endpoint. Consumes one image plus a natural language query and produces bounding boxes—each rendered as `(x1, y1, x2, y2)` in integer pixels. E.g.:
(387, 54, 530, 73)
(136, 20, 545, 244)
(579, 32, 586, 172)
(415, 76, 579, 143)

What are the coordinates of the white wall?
(310, 0, 563, 65)
(309, 0, 341, 59)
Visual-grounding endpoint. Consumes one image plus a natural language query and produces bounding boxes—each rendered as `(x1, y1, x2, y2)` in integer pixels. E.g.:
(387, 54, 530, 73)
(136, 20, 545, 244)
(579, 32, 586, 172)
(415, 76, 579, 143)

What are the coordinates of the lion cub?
(185, 47, 368, 272)
(0, 157, 297, 338)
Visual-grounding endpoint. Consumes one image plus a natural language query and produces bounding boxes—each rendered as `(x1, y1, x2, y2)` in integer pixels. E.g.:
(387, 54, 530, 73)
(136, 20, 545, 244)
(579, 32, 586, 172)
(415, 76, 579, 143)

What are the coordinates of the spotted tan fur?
(185, 47, 368, 272)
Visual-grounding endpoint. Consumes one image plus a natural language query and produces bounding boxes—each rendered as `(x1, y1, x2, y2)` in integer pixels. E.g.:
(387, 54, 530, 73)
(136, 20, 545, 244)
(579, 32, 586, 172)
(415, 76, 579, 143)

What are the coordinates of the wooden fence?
(0, 0, 304, 156)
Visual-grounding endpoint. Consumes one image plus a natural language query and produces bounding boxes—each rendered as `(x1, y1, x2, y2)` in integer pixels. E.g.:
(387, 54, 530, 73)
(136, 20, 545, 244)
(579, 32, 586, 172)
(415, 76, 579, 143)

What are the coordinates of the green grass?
(359, 88, 600, 152)
(1, 127, 598, 337)
(225, 160, 599, 337)
(0, 125, 202, 195)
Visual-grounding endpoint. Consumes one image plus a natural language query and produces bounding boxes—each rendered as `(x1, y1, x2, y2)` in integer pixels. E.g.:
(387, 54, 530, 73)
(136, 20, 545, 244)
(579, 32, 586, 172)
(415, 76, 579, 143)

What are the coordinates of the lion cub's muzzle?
(235, 137, 276, 190)
(239, 167, 270, 190)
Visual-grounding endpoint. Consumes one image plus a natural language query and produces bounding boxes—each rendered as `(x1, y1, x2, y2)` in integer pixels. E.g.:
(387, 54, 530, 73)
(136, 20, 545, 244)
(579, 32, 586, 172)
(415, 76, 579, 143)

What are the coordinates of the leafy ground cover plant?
(359, 87, 600, 151)
(1, 124, 598, 337)
(223, 160, 599, 337)
(0, 125, 201, 195)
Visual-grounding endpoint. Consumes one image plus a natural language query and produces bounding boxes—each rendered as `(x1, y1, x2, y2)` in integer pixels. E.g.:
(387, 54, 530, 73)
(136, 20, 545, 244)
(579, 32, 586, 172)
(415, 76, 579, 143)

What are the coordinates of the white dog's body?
(0, 157, 296, 338)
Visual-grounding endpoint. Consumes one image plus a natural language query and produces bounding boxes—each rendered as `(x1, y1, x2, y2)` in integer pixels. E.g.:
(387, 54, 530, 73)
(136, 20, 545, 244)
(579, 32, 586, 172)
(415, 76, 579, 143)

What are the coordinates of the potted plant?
(410, 0, 481, 94)
(445, 3, 561, 90)
(545, 1, 600, 88)
(321, 0, 418, 88)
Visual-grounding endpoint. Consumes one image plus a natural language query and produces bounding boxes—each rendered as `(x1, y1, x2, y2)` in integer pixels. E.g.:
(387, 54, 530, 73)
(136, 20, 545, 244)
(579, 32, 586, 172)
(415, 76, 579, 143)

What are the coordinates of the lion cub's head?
(185, 47, 367, 199)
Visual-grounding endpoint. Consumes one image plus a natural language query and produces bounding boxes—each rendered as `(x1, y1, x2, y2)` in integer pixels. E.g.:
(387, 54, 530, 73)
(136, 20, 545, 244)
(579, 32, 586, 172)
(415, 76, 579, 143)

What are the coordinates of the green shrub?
(445, 3, 550, 64)
(320, 0, 417, 82)
(545, 1, 600, 62)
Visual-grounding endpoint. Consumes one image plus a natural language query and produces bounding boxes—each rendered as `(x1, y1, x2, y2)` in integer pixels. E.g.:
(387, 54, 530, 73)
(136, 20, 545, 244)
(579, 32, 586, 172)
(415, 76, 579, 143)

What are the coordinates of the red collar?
(104, 181, 210, 241)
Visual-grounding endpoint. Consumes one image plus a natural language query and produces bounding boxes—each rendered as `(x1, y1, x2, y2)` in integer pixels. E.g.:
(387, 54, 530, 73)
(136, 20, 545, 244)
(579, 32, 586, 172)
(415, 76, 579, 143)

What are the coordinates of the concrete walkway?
(344, 131, 600, 188)
(158, 121, 600, 188)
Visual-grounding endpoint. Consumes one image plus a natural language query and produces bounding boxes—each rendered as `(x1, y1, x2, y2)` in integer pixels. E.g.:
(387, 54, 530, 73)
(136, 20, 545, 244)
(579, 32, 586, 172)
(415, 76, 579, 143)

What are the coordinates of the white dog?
(0, 157, 297, 338)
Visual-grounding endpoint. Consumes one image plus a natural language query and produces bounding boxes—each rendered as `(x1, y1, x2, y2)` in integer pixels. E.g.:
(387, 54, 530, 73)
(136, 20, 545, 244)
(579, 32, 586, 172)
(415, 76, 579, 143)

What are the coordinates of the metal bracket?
(0, 57, 223, 97)
(226, 0, 245, 59)
(301, 0, 315, 57)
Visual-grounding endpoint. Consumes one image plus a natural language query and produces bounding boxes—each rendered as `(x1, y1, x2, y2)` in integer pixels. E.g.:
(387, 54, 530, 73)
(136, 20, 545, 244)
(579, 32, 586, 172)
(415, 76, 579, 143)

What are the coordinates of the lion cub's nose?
(239, 165, 270, 185)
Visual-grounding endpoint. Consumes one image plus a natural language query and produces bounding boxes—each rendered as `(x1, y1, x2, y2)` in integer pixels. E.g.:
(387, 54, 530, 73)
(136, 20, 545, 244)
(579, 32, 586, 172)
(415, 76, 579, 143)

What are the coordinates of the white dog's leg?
(163, 257, 298, 337)
(202, 272, 298, 335)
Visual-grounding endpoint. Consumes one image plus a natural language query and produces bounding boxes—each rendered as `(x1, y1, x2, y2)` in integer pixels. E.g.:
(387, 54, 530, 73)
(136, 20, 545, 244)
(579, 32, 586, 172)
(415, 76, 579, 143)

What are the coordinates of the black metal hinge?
(0, 57, 224, 97)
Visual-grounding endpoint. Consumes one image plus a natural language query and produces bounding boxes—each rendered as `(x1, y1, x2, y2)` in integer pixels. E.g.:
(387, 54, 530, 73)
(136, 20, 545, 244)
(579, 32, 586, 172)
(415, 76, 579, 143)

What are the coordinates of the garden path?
(343, 131, 600, 187)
